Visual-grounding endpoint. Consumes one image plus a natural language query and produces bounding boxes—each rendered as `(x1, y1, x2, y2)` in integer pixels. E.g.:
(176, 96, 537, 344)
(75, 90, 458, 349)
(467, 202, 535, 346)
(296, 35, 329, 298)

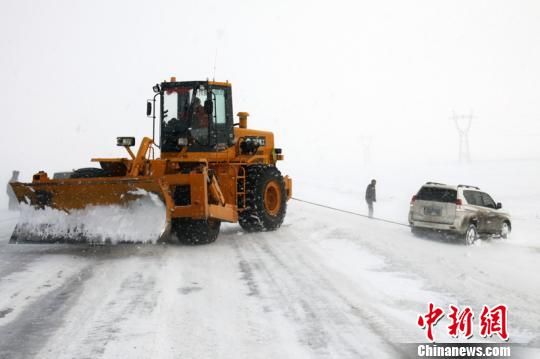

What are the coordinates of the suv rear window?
(416, 187, 457, 203)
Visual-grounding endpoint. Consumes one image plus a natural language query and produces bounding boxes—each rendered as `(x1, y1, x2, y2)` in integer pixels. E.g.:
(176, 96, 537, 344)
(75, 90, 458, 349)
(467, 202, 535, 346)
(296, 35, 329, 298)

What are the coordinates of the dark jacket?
(365, 183, 376, 203)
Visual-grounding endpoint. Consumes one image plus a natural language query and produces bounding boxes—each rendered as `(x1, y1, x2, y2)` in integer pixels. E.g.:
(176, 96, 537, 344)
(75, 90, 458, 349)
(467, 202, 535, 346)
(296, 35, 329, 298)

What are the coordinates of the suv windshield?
(416, 187, 457, 203)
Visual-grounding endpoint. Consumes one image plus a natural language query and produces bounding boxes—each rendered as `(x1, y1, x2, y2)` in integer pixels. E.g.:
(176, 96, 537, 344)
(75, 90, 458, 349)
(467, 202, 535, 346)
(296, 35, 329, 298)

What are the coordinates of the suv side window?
(480, 192, 496, 209)
(463, 190, 482, 206)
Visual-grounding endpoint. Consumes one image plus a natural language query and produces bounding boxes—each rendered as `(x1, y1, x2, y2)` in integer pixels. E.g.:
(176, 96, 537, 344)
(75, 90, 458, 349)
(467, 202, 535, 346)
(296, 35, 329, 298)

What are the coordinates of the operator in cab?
(191, 97, 209, 144)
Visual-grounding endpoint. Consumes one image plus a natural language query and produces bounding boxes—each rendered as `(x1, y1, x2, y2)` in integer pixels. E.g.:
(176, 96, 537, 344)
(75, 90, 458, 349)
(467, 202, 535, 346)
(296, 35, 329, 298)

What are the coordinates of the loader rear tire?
(172, 218, 220, 245)
(239, 165, 287, 232)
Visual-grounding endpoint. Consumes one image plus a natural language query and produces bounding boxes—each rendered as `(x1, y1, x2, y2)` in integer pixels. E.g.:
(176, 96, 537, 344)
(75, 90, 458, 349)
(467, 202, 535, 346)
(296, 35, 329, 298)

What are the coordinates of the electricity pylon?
(451, 110, 474, 163)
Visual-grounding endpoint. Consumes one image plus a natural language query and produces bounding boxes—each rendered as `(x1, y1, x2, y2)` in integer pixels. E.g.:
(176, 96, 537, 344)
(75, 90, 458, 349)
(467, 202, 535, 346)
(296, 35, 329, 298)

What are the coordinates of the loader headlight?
(153, 84, 161, 93)
(117, 137, 136, 147)
(178, 137, 188, 146)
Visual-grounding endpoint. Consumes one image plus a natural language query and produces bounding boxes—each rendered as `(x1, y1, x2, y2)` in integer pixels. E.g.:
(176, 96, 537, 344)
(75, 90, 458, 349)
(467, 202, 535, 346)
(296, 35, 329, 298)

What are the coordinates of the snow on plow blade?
(9, 177, 167, 244)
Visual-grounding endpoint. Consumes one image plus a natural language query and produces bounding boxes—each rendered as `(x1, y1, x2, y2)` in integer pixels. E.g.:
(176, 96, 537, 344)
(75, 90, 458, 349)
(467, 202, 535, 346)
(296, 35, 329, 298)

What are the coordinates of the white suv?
(408, 182, 511, 245)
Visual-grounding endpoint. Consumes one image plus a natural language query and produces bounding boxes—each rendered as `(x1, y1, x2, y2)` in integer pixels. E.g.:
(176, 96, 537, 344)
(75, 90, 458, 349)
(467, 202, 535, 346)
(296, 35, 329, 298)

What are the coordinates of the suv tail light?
(455, 199, 462, 206)
(410, 195, 417, 204)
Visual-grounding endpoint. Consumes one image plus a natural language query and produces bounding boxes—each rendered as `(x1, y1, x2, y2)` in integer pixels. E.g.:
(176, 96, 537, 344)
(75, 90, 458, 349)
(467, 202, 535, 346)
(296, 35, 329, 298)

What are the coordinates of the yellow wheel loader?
(9, 79, 292, 244)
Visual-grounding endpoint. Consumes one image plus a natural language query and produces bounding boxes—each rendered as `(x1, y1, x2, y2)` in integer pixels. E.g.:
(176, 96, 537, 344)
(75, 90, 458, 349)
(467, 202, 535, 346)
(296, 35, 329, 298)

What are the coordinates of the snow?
(14, 191, 166, 244)
(0, 254, 88, 328)
(0, 159, 539, 358)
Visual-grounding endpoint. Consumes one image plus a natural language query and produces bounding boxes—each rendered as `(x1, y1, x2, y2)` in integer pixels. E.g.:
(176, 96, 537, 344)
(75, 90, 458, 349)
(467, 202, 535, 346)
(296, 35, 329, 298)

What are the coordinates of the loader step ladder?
(237, 166, 247, 211)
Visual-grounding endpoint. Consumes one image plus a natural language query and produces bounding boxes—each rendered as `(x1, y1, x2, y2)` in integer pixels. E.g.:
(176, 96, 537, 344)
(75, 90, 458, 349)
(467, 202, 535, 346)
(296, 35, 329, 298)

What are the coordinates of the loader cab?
(159, 81, 234, 153)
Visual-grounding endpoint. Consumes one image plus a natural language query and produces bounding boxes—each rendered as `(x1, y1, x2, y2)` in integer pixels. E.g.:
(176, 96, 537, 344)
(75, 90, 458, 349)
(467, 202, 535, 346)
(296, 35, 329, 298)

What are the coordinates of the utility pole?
(451, 110, 474, 163)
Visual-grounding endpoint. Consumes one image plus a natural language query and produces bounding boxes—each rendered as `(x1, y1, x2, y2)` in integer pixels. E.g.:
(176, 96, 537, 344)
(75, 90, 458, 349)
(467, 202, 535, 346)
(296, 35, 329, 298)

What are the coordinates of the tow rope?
(291, 197, 410, 228)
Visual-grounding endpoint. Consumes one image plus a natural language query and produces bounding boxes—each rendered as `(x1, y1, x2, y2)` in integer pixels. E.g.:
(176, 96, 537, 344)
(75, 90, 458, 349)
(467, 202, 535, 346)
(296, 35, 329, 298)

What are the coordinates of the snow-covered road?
(0, 198, 539, 359)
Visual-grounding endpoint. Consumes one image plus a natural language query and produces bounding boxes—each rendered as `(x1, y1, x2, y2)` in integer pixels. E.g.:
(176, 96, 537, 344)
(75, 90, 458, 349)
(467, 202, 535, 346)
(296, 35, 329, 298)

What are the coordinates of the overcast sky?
(1, 0, 539, 193)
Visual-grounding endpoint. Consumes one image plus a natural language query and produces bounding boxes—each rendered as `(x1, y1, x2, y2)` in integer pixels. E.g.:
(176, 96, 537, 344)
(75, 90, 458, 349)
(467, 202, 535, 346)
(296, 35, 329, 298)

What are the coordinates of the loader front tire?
(172, 218, 220, 245)
(239, 165, 287, 232)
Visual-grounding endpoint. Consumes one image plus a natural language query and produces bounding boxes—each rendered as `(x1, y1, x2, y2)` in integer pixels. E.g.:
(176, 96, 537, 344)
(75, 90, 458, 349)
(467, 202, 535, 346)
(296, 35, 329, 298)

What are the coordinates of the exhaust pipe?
(237, 112, 249, 129)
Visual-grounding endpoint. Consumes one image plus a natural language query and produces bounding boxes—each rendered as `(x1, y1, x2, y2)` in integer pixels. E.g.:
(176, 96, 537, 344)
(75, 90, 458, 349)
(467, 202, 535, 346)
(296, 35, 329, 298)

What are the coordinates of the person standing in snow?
(7, 170, 19, 211)
(365, 179, 376, 218)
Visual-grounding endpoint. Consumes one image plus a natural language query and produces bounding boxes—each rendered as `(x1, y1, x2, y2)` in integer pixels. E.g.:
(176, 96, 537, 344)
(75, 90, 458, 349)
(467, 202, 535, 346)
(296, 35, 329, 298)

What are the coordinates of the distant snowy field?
(0, 159, 538, 358)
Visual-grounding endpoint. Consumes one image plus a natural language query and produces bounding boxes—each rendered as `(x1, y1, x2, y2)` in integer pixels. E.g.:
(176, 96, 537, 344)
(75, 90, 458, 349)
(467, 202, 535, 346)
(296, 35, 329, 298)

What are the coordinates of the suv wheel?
(463, 224, 478, 246)
(500, 222, 511, 239)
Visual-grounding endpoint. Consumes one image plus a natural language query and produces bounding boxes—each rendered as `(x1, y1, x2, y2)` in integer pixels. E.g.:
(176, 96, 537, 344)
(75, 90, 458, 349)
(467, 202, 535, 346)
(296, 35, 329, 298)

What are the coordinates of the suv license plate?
(424, 207, 442, 216)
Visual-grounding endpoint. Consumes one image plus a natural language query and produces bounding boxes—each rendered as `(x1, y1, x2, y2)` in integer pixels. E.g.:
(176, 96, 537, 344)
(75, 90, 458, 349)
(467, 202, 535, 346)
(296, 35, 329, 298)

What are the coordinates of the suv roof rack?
(425, 182, 447, 186)
(458, 184, 480, 190)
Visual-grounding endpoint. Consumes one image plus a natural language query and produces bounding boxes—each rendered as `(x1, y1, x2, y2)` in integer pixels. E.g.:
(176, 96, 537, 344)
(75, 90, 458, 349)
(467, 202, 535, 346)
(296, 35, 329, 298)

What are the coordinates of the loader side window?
(210, 87, 233, 147)
(213, 89, 226, 124)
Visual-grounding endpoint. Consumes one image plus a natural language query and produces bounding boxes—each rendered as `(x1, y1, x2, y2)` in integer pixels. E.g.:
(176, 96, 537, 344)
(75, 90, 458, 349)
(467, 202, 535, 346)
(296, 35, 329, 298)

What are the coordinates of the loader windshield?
(190, 88, 210, 145)
(161, 87, 193, 152)
(160, 82, 233, 152)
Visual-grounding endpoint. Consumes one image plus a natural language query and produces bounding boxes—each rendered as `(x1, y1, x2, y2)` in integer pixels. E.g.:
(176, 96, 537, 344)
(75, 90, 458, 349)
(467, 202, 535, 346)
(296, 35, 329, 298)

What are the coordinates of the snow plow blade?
(9, 166, 238, 244)
(9, 177, 167, 244)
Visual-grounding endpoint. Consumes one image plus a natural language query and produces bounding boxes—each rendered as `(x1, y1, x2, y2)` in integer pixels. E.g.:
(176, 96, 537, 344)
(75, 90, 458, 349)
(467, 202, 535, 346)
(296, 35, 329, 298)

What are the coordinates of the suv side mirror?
(496, 202, 502, 209)
(204, 99, 213, 115)
(146, 101, 152, 117)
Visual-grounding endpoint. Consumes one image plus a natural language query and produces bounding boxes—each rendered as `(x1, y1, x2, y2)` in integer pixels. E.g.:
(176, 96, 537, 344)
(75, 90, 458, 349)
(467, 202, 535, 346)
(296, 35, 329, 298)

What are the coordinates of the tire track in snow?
(0, 255, 89, 327)
(76, 271, 159, 359)
(0, 266, 93, 359)
(0, 242, 46, 279)
(262, 237, 410, 352)
(262, 237, 407, 357)
(34, 251, 166, 359)
(232, 233, 402, 358)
